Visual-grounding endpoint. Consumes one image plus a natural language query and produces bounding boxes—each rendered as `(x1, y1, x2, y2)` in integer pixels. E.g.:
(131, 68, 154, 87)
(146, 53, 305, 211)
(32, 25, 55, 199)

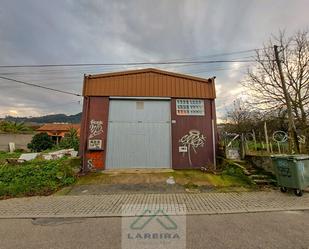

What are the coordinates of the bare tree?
(225, 99, 260, 134)
(242, 30, 309, 152)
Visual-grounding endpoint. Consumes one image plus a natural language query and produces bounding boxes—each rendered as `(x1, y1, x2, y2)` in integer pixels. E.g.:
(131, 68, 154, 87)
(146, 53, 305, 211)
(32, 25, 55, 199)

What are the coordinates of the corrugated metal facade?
(80, 68, 217, 171)
(106, 100, 171, 169)
(83, 68, 216, 99)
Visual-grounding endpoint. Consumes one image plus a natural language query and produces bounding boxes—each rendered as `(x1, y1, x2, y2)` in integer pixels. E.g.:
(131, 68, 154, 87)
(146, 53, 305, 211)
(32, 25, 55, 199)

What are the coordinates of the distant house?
(37, 123, 80, 144)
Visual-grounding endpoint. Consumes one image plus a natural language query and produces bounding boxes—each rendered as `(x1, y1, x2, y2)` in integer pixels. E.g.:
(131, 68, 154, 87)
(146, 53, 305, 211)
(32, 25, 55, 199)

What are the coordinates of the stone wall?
(0, 133, 34, 151)
(245, 155, 275, 174)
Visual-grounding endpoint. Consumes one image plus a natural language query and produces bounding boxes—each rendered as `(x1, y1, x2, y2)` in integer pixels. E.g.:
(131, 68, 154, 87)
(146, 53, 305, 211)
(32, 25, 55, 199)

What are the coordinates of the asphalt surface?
(0, 211, 308, 249)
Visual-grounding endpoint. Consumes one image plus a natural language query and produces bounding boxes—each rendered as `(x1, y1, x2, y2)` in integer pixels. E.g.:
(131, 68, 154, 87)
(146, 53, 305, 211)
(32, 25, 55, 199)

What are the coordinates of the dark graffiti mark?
(179, 130, 205, 166)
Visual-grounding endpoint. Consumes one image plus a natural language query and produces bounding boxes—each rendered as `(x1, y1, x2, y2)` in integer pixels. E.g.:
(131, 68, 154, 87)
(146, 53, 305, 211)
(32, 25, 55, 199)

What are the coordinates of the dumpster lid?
(271, 154, 290, 158)
(290, 154, 309, 160)
(271, 154, 309, 160)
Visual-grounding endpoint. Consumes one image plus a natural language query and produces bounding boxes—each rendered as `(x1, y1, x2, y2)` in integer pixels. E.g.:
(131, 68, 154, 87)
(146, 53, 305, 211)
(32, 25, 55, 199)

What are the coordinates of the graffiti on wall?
(271, 130, 306, 153)
(86, 152, 104, 170)
(272, 130, 306, 144)
(86, 120, 104, 170)
(298, 135, 306, 144)
(272, 131, 288, 143)
(87, 158, 94, 170)
(179, 130, 206, 166)
(89, 120, 103, 138)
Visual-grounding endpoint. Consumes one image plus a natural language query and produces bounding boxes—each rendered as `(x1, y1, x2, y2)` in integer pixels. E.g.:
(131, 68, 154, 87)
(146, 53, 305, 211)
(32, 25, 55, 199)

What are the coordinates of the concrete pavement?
(0, 191, 309, 218)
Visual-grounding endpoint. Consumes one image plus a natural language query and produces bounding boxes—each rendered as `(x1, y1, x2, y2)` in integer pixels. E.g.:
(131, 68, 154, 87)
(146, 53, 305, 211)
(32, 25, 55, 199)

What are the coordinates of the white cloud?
(8, 110, 18, 115)
(0, 0, 308, 117)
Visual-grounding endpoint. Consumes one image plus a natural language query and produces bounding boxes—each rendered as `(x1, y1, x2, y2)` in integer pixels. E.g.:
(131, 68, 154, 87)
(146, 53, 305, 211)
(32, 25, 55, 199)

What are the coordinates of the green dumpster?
(271, 154, 309, 196)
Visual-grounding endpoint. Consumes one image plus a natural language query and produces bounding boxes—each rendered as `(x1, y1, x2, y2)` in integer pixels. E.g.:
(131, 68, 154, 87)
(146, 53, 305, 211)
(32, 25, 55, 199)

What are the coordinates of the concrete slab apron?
(0, 192, 309, 218)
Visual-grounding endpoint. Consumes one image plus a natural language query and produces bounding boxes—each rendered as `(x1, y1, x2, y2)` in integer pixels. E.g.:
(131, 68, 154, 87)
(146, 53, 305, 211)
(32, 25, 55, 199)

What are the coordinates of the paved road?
(0, 211, 308, 249)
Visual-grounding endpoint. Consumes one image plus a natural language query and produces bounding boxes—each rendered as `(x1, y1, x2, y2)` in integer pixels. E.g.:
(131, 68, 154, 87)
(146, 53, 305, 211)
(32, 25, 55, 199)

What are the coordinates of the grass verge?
(74, 161, 255, 193)
(0, 157, 80, 199)
(0, 151, 22, 164)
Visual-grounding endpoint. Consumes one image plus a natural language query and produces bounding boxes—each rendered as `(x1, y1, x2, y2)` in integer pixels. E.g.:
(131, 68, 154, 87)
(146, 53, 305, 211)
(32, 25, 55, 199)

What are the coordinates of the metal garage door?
(106, 99, 171, 169)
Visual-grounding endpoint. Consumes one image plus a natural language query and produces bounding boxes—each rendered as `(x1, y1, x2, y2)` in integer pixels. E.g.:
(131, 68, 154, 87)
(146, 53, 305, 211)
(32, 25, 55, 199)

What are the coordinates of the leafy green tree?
(27, 132, 54, 152)
(59, 128, 80, 151)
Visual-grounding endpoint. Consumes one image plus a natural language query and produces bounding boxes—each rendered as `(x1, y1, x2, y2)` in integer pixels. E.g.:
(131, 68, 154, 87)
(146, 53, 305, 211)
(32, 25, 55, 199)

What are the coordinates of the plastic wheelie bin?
(271, 154, 309, 196)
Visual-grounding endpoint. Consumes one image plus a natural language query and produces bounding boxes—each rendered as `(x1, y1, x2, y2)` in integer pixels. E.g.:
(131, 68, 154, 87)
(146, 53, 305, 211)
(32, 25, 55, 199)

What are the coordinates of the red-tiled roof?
(37, 123, 80, 137)
(37, 123, 80, 131)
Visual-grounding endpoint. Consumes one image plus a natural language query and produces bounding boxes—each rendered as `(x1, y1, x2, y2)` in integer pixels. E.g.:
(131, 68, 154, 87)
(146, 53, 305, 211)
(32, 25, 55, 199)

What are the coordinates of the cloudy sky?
(0, 0, 308, 121)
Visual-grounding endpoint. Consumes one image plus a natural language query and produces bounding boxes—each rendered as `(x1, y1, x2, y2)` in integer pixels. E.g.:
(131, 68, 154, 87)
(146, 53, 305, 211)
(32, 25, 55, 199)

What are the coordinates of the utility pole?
(273, 45, 299, 153)
(264, 122, 270, 153)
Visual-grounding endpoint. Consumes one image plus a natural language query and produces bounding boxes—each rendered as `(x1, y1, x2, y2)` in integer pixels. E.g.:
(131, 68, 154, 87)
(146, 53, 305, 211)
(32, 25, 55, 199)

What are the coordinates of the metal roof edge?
(85, 68, 214, 84)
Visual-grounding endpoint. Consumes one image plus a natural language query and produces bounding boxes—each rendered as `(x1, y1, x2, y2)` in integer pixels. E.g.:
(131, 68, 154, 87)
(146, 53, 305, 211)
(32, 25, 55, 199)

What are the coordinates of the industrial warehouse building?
(80, 68, 217, 171)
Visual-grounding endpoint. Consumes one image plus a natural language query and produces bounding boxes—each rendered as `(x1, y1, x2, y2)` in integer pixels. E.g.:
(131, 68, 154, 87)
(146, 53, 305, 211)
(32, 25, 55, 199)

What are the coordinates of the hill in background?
(4, 113, 82, 124)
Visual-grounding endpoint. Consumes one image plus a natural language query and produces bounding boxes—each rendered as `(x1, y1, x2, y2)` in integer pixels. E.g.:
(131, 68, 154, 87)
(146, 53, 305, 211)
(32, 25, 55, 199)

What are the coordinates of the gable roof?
(83, 68, 216, 99)
(87, 68, 212, 82)
(37, 123, 80, 132)
(37, 123, 80, 137)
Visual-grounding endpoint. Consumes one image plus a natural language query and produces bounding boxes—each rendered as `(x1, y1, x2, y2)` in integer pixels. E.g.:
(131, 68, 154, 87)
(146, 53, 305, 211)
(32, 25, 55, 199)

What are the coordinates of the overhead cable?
(0, 75, 81, 96)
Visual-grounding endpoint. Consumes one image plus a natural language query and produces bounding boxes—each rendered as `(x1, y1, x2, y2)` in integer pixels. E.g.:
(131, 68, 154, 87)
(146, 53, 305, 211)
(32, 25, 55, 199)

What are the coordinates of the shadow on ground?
(55, 169, 259, 195)
(64, 183, 217, 195)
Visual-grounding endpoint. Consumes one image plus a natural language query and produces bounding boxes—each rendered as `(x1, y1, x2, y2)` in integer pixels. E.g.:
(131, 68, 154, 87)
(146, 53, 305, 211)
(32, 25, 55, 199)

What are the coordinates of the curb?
(0, 207, 308, 219)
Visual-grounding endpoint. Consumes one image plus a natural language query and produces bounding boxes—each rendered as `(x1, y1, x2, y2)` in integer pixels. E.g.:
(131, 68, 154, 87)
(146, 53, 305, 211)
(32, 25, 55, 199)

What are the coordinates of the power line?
(0, 59, 262, 69)
(0, 64, 250, 77)
(167, 49, 258, 62)
(0, 46, 274, 69)
(0, 66, 251, 87)
(0, 56, 254, 75)
(0, 46, 267, 69)
(43, 100, 82, 109)
(0, 75, 81, 96)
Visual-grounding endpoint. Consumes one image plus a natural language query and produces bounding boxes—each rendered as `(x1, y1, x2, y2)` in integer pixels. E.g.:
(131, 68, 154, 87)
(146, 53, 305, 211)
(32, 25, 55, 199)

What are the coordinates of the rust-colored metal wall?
(83, 68, 216, 99)
(80, 97, 109, 171)
(80, 97, 216, 170)
(171, 99, 215, 169)
(80, 69, 217, 171)
(79, 96, 89, 159)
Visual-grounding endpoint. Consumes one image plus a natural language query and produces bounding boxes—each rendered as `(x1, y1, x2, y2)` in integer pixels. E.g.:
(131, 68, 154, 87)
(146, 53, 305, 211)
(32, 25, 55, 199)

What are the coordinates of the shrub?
(222, 166, 253, 185)
(0, 158, 77, 198)
(28, 132, 54, 152)
(59, 128, 79, 151)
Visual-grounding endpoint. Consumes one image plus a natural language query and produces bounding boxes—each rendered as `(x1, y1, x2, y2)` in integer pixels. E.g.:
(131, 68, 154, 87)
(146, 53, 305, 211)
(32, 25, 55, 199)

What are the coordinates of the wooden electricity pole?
(274, 45, 299, 153)
(264, 122, 270, 153)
